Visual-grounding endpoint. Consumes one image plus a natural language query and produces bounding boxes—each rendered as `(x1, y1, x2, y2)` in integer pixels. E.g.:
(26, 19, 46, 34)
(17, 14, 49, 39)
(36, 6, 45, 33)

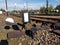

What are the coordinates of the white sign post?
(22, 12, 30, 29)
(24, 13, 29, 22)
(22, 12, 30, 23)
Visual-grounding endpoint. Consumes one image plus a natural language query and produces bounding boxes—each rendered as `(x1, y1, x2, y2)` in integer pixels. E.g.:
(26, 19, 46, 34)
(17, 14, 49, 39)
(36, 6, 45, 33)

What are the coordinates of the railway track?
(0, 14, 60, 39)
(11, 14, 60, 23)
(11, 14, 60, 26)
(30, 15, 60, 23)
(11, 14, 60, 36)
(31, 15, 60, 20)
(30, 17, 58, 23)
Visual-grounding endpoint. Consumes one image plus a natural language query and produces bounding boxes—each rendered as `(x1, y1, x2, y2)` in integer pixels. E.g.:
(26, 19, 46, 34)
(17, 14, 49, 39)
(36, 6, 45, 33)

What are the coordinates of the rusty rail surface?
(30, 15, 60, 20)
(30, 17, 58, 23)
(11, 14, 60, 24)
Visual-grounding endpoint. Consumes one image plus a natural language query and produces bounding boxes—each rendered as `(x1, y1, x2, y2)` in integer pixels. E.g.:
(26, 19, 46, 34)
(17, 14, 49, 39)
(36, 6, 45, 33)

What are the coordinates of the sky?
(0, 0, 60, 11)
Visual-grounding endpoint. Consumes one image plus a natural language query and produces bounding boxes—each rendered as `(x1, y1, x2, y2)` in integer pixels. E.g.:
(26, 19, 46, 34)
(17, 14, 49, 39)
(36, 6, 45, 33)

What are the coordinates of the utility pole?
(5, 0, 8, 16)
(26, 1, 28, 12)
(24, 0, 28, 12)
(14, 3, 17, 10)
(46, 0, 48, 14)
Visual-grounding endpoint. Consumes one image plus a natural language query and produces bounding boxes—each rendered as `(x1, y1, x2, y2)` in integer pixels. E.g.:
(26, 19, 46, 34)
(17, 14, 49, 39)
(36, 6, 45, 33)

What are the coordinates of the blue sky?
(0, 0, 60, 11)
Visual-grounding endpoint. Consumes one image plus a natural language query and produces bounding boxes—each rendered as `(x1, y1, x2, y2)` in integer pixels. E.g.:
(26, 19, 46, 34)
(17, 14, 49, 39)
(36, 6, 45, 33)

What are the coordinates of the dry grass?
(0, 15, 22, 39)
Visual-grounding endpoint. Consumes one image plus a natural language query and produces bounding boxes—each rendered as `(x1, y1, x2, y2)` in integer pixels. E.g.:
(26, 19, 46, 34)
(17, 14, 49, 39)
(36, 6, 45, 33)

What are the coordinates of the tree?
(40, 7, 46, 14)
(40, 5, 54, 14)
(48, 5, 54, 14)
(55, 5, 60, 13)
(48, 5, 54, 11)
(0, 8, 5, 12)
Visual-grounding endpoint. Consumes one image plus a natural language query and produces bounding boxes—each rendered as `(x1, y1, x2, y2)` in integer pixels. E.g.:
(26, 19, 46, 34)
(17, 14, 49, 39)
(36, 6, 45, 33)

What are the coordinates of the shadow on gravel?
(49, 31, 60, 36)
(0, 40, 8, 45)
(4, 24, 20, 30)
(25, 30, 34, 39)
(4, 26, 10, 30)
(12, 25, 20, 30)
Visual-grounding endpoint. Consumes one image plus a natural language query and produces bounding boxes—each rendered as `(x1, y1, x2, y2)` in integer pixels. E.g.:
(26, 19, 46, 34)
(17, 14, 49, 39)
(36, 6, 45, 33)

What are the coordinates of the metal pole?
(5, 0, 8, 16)
(26, 1, 28, 12)
(14, 3, 16, 10)
(24, 0, 28, 12)
(46, 0, 48, 14)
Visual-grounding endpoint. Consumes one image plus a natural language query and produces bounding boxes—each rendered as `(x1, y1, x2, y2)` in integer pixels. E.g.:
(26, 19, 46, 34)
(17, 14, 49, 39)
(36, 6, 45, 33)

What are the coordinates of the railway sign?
(22, 12, 30, 23)
(21, 12, 30, 29)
